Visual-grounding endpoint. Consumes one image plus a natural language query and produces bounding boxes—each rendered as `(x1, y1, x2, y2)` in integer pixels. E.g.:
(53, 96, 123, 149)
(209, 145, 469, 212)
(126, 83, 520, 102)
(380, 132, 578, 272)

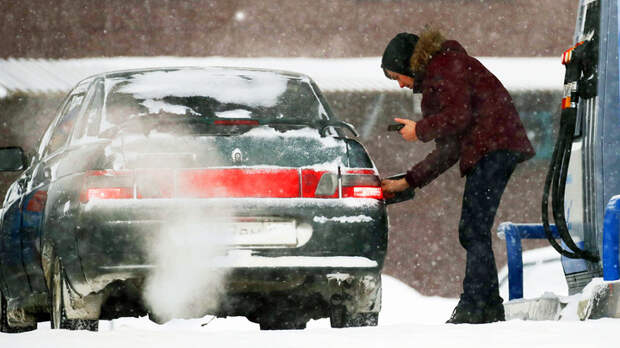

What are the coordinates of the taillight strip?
(302, 167, 383, 200)
(81, 170, 135, 203)
(82, 167, 383, 201)
(345, 169, 377, 175)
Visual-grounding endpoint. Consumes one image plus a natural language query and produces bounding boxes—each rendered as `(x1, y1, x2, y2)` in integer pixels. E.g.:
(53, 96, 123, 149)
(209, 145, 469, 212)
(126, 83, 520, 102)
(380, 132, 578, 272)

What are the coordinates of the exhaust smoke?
(143, 210, 235, 323)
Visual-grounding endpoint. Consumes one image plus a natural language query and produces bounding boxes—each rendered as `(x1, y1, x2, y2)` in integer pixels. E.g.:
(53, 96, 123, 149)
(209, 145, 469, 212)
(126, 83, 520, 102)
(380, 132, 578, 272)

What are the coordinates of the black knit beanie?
(381, 32, 419, 78)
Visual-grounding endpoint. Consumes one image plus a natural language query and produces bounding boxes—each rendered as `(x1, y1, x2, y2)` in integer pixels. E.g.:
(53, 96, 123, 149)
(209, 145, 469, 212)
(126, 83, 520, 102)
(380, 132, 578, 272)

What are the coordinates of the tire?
(0, 291, 11, 333)
(50, 257, 98, 331)
(330, 305, 378, 328)
(0, 291, 36, 333)
(345, 312, 378, 327)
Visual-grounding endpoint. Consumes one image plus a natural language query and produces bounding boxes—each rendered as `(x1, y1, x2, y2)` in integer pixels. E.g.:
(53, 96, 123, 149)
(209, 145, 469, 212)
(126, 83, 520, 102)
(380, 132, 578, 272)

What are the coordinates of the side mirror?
(0, 147, 26, 171)
(384, 173, 415, 205)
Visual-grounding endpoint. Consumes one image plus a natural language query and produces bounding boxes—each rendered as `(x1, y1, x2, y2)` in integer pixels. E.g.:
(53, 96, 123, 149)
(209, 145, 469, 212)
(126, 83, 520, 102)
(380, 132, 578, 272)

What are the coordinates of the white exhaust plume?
(143, 209, 235, 323)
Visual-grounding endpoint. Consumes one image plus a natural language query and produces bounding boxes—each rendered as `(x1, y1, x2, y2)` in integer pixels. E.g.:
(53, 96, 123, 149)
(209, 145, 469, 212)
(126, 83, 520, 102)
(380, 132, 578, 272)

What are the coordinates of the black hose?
(541, 75, 599, 262)
(542, 109, 579, 258)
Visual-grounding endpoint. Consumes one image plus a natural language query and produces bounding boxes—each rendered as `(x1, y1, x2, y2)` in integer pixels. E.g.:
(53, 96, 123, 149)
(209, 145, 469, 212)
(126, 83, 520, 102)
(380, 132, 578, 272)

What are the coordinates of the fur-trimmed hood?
(409, 29, 447, 74)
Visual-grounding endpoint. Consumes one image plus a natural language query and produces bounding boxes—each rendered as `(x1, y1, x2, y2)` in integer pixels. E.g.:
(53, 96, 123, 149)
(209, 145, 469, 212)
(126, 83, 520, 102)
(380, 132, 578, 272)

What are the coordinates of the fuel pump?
(542, 36, 599, 262)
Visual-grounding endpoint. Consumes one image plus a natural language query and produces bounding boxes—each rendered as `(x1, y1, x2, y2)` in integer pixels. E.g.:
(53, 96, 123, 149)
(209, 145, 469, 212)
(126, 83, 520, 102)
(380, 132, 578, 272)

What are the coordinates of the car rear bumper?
(98, 255, 378, 271)
(71, 197, 388, 295)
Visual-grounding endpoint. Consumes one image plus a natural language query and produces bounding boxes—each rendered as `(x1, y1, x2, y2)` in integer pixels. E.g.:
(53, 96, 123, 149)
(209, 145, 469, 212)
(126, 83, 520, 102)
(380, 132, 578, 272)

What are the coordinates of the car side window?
(3, 181, 22, 207)
(36, 95, 70, 160)
(35, 80, 92, 162)
(44, 92, 86, 156)
(72, 79, 104, 142)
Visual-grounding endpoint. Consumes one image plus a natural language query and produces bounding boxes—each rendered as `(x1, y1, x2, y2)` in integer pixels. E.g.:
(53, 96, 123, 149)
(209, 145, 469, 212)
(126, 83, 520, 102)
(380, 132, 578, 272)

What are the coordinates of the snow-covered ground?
(1, 272, 618, 348)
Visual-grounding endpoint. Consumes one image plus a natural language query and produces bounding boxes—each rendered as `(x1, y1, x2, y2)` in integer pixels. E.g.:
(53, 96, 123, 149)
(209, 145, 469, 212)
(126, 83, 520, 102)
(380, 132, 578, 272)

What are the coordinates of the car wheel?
(0, 291, 12, 333)
(50, 257, 98, 331)
(0, 291, 36, 333)
(329, 305, 378, 328)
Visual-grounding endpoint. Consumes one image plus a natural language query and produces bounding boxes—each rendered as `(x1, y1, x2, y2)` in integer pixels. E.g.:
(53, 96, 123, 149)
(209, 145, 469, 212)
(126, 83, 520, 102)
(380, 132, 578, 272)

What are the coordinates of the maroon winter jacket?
(405, 40, 536, 189)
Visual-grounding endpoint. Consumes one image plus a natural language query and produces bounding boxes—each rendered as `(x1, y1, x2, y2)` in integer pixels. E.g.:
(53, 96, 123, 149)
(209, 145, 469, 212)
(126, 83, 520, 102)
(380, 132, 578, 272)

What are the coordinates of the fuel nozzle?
(561, 39, 598, 109)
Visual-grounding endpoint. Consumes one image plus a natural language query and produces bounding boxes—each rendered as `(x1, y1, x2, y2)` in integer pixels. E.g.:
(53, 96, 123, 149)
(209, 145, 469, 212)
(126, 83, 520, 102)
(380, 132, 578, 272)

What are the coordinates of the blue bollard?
(603, 195, 620, 281)
(497, 222, 559, 300)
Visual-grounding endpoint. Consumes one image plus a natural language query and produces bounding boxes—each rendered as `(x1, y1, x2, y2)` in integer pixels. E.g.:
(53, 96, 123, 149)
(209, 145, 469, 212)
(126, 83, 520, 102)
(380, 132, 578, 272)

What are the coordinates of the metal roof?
(0, 56, 563, 98)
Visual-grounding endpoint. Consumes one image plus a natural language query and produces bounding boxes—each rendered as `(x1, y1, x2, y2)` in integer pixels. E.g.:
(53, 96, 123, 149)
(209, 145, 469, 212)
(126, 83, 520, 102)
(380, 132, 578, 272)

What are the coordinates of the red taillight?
(301, 169, 383, 199)
(301, 170, 338, 198)
(341, 173, 383, 199)
(176, 168, 300, 198)
(80, 170, 134, 203)
(343, 186, 383, 200)
(344, 169, 376, 175)
(84, 188, 134, 201)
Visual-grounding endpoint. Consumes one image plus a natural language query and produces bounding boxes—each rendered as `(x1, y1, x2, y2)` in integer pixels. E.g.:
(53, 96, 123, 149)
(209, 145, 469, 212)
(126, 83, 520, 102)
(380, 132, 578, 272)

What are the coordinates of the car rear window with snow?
(102, 69, 323, 132)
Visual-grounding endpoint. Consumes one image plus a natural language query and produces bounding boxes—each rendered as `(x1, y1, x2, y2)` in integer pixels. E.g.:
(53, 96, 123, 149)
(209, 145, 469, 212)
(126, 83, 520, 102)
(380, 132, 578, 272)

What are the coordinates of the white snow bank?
(0, 56, 563, 98)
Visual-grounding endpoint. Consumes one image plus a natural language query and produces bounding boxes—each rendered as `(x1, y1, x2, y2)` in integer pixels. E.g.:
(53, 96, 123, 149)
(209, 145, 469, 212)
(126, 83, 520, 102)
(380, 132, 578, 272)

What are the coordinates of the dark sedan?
(0, 67, 389, 332)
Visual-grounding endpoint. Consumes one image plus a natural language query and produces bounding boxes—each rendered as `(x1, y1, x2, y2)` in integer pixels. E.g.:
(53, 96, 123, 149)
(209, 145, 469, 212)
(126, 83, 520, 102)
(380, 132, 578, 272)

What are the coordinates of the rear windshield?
(101, 69, 327, 134)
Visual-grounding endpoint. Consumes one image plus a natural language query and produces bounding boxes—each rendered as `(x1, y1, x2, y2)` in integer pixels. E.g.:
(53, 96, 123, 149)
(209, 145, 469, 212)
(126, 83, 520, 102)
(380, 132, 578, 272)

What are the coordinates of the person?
(379, 28, 536, 324)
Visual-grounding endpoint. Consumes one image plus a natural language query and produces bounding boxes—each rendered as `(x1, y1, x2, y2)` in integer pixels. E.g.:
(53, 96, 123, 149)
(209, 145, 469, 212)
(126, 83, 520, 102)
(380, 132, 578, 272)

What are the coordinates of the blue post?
(603, 195, 620, 281)
(499, 223, 523, 300)
(497, 222, 559, 300)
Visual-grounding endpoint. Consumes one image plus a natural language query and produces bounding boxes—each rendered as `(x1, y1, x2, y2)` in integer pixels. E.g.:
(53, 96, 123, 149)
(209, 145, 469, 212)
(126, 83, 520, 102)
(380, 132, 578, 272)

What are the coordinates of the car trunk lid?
(82, 127, 382, 201)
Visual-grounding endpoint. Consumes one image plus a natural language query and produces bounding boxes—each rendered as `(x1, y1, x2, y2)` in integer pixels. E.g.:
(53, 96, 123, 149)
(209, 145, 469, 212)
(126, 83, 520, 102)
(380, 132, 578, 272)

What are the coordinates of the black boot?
(446, 299, 485, 324)
(483, 302, 505, 323)
(446, 297, 505, 324)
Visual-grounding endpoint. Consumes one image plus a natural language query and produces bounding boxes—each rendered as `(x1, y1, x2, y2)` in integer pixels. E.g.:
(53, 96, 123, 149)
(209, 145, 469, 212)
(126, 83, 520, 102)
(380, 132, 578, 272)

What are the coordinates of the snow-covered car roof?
(0, 56, 563, 98)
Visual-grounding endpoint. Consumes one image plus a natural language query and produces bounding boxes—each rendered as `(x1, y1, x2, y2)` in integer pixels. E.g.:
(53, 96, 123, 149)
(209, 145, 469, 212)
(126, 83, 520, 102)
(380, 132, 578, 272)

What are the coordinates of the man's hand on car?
(394, 118, 418, 142)
(381, 178, 410, 198)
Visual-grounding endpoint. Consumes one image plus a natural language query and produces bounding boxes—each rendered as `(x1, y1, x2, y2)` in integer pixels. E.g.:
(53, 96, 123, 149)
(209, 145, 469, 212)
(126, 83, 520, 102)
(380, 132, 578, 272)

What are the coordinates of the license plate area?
(226, 218, 299, 248)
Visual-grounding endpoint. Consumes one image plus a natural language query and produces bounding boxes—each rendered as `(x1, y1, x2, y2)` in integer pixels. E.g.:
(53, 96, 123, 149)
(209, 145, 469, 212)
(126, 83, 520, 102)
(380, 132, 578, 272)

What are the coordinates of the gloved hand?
(393, 118, 418, 142)
(381, 178, 410, 196)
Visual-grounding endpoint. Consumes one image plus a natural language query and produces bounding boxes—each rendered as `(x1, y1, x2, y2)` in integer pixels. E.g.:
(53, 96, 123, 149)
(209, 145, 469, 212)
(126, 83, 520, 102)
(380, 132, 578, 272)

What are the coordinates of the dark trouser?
(459, 150, 518, 308)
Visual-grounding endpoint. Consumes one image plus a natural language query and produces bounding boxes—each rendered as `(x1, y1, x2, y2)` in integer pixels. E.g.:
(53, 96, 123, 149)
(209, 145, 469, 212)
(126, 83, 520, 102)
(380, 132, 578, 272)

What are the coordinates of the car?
(0, 67, 390, 332)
